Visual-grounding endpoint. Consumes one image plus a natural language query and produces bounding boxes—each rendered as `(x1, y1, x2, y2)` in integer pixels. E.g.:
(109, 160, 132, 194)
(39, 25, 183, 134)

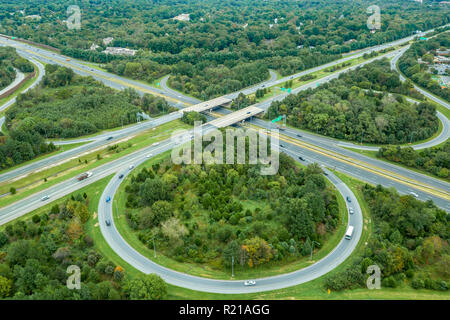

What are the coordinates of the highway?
(0, 29, 448, 210)
(0, 68, 24, 97)
(0, 26, 448, 294)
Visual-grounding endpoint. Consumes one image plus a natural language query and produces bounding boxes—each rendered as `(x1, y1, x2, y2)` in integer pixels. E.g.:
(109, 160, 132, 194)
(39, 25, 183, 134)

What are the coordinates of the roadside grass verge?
(0, 120, 190, 208)
(342, 140, 450, 183)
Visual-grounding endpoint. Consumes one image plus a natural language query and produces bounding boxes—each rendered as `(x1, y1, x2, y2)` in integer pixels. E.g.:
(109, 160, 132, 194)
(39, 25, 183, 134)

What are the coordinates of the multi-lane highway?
(0, 26, 448, 294)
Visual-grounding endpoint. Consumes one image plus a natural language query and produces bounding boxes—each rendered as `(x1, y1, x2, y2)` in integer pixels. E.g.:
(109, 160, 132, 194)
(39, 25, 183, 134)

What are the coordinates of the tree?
(223, 240, 240, 267)
(74, 202, 90, 224)
(0, 275, 12, 298)
(124, 274, 167, 300)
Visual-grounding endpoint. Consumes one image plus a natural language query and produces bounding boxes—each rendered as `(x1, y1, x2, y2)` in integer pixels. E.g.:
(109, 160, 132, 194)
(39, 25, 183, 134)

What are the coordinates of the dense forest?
(265, 59, 439, 144)
(0, 0, 448, 98)
(122, 146, 341, 271)
(377, 141, 450, 180)
(0, 47, 34, 90)
(325, 184, 449, 292)
(0, 193, 168, 300)
(0, 64, 174, 171)
(398, 32, 450, 102)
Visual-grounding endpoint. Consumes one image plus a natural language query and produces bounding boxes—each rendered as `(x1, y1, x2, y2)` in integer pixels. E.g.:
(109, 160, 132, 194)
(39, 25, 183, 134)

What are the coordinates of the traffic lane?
(52, 111, 182, 145)
(280, 141, 450, 211)
(0, 112, 182, 184)
(0, 131, 183, 224)
(6, 43, 185, 107)
(253, 118, 450, 195)
(99, 146, 362, 294)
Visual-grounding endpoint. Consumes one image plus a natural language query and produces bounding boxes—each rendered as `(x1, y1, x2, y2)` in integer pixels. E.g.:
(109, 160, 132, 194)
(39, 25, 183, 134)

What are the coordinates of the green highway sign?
(272, 116, 283, 123)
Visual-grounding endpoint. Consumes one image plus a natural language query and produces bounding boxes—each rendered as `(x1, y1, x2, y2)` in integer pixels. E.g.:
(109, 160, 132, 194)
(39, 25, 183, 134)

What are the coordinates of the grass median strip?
(0, 120, 190, 208)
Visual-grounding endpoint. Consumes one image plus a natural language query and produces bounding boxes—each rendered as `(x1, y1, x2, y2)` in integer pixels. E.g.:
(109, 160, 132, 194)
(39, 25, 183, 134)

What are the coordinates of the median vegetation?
(377, 141, 450, 180)
(265, 59, 439, 144)
(0, 64, 175, 171)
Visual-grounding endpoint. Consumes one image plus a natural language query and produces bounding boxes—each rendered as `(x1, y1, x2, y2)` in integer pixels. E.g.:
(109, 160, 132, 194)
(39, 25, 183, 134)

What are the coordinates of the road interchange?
(0, 27, 448, 294)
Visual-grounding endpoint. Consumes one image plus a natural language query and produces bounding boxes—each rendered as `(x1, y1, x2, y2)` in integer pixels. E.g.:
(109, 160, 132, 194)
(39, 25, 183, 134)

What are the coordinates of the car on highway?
(346, 196, 352, 203)
(280, 144, 285, 148)
(410, 192, 419, 198)
(146, 154, 153, 158)
(118, 174, 124, 179)
(247, 111, 251, 114)
(349, 208, 354, 215)
(106, 196, 111, 203)
(129, 165, 135, 170)
(41, 195, 50, 201)
(244, 280, 256, 286)
(298, 156, 305, 161)
(106, 136, 113, 141)
(152, 142, 160, 146)
(105, 220, 111, 226)
(297, 134, 302, 138)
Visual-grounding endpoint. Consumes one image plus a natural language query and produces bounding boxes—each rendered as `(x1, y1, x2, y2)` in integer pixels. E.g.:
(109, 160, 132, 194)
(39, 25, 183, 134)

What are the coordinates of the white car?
(129, 165, 135, 170)
(152, 142, 160, 146)
(410, 192, 419, 198)
(146, 154, 153, 158)
(349, 208, 354, 215)
(244, 280, 256, 286)
(41, 195, 50, 201)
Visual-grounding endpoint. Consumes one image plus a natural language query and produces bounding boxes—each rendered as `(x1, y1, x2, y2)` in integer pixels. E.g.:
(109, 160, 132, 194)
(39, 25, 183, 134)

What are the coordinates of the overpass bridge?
(208, 106, 264, 128)
(181, 96, 232, 113)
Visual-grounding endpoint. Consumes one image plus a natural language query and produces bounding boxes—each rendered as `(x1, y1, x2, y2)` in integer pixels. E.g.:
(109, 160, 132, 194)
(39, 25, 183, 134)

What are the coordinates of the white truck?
(345, 226, 354, 240)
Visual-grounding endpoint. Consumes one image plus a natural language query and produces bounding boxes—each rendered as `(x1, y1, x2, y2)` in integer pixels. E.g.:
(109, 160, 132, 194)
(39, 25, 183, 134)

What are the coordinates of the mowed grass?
(0, 120, 190, 208)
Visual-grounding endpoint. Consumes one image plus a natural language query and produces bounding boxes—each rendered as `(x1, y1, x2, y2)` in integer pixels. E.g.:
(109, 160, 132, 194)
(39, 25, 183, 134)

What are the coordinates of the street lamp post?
(231, 256, 235, 278)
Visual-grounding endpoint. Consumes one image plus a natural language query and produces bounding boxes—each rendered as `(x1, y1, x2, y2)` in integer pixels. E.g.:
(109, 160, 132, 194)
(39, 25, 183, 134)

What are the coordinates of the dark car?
(280, 144, 285, 148)
(106, 136, 113, 141)
(297, 134, 302, 138)
(105, 220, 111, 226)
(118, 174, 124, 179)
(298, 156, 305, 161)
(346, 196, 351, 203)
